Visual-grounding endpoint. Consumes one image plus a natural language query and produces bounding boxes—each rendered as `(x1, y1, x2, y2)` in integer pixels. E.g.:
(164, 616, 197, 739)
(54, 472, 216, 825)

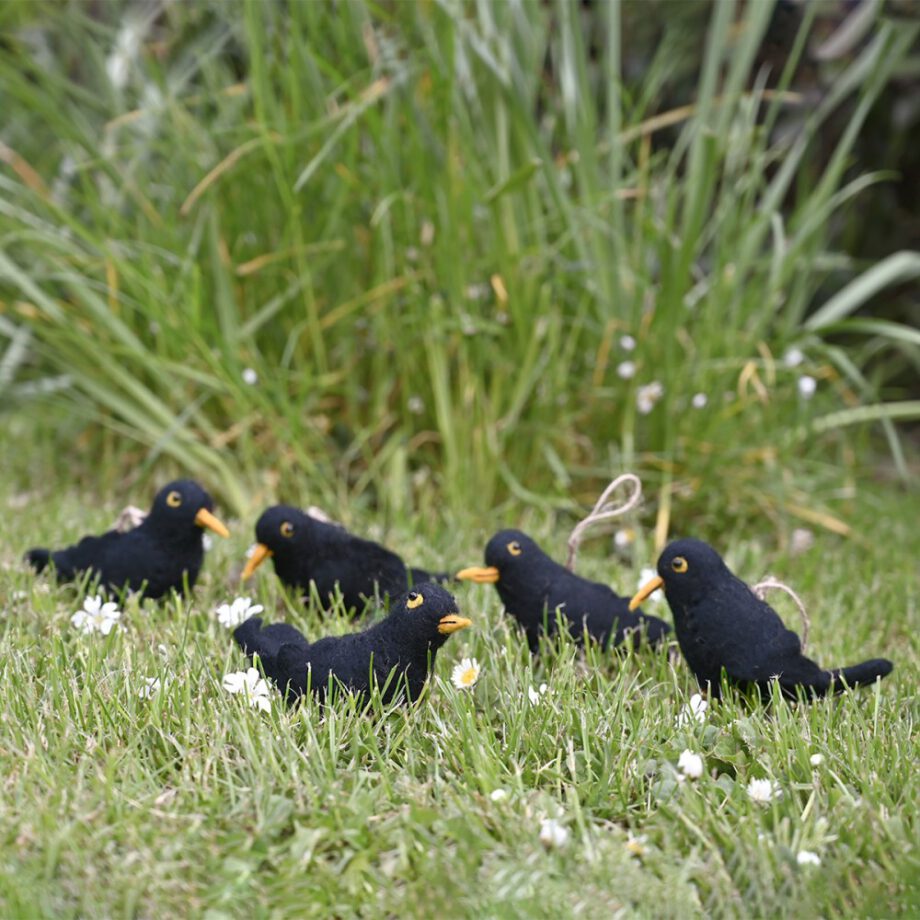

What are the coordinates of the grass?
(1, 0, 919, 525)
(1, 441, 916, 918)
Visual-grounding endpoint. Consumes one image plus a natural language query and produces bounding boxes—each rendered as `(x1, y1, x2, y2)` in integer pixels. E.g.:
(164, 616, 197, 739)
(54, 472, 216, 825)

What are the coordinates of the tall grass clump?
(0, 0, 917, 528)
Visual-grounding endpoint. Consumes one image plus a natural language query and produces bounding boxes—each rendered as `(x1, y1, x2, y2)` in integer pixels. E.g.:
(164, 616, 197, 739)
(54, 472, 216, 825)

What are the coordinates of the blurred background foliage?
(0, 0, 918, 539)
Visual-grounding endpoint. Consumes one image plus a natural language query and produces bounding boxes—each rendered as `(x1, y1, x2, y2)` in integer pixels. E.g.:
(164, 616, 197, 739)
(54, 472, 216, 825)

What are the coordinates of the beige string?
(752, 576, 810, 651)
(565, 473, 642, 571)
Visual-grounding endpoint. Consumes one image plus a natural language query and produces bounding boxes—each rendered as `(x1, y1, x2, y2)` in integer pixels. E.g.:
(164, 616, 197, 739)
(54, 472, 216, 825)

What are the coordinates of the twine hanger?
(751, 576, 811, 651)
(565, 473, 642, 571)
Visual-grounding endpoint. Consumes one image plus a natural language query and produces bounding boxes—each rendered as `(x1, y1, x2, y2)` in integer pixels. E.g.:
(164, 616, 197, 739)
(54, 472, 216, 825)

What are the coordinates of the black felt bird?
(456, 529, 671, 653)
(241, 505, 450, 614)
(25, 480, 229, 599)
(233, 582, 471, 703)
(629, 538, 894, 700)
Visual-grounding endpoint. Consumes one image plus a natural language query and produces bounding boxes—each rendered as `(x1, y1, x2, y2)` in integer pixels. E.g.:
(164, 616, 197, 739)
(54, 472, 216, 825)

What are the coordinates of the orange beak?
(629, 574, 664, 611)
(437, 614, 473, 635)
(194, 507, 230, 538)
(241, 543, 273, 581)
(455, 566, 500, 584)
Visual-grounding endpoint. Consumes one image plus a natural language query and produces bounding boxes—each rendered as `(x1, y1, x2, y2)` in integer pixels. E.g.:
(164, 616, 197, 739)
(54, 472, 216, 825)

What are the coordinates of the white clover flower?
(489, 789, 508, 802)
(138, 677, 163, 699)
(676, 693, 709, 727)
(636, 381, 664, 415)
(242, 367, 258, 386)
(797, 375, 817, 399)
(677, 749, 704, 780)
(451, 657, 481, 690)
(215, 596, 264, 629)
(538, 818, 569, 849)
(71, 595, 122, 635)
(637, 568, 664, 606)
(691, 392, 708, 409)
(222, 667, 272, 712)
(746, 778, 782, 806)
(620, 334, 636, 351)
(783, 347, 805, 368)
(796, 850, 821, 867)
(617, 360, 636, 380)
(810, 753, 824, 767)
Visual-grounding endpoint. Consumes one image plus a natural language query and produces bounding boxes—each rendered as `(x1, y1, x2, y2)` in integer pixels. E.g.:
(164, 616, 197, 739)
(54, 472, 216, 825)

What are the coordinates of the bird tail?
(409, 567, 454, 585)
(25, 548, 51, 573)
(233, 616, 264, 656)
(830, 658, 893, 692)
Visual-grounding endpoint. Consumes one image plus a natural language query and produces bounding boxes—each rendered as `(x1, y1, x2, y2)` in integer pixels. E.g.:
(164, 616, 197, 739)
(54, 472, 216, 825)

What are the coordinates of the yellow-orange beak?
(438, 614, 473, 635)
(194, 507, 230, 538)
(629, 574, 664, 611)
(456, 565, 500, 584)
(241, 543, 273, 581)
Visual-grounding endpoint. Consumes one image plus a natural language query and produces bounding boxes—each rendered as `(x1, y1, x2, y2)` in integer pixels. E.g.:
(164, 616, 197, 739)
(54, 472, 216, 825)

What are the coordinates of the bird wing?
(51, 529, 124, 579)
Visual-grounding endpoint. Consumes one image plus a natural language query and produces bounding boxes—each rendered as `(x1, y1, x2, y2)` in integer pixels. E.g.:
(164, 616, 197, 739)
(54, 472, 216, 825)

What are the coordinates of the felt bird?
(629, 538, 894, 700)
(25, 480, 229, 599)
(233, 582, 471, 703)
(240, 504, 450, 614)
(456, 529, 671, 653)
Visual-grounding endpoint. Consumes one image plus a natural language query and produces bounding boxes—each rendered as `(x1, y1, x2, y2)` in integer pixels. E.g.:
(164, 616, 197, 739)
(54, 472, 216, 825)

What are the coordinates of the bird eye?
(280, 522, 295, 538)
(406, 592, 424, 609)
(166, 490, 182, 508)
(671, 556, 688, 573)
(507, 541, 522, 556)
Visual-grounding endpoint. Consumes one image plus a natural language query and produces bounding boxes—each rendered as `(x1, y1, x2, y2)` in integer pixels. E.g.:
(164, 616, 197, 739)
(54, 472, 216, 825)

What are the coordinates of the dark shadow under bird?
(629, 538, 894, 700)
(25, 480, 229, 599)
(241, 505, 450, 615)
(233, 582, 471, 704)
(456, 529, 671, 653)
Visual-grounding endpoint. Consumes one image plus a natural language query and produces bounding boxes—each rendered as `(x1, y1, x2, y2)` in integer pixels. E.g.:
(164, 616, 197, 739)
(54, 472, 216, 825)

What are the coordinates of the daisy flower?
(617, 360, 636, 380)
(677, 749, 704, 780)
(242, 367, 258, 386)
(620, 334, 636, 351)
(71, 595, 121, 635)
(138, 677, 163, 699)
(625, 833, 647, 857)
(691, 393, 708, 409)
(809, 753, 824, 767)
(676, 693, 708, 727)
(796, 850, 821, 867)
(215, 596, 264, 629)
(527, 683, 549, 705)
(636, 381, 664, 415)
(797, 375, 817, 399)
(451, 657, 481, 690)
(489, 789, 508, 802)
(637, 568, 664, 605)
(222, 667, 272, 712)
(746, 777, 782, 806)
(538, 818, 569, 849)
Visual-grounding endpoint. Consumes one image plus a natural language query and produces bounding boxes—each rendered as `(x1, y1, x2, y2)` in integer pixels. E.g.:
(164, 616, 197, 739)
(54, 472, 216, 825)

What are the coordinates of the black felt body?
(483, 530, 671, 653)
(253, 505, 449, 614)
(24, 480, 217, 599)
(233, 582, 462, 704)
(656, 538, 894, 700)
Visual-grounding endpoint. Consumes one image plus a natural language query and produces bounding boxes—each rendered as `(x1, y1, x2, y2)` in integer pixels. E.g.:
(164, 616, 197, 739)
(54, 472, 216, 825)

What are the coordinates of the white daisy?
(783, 347, 805, 368)
(489, 789, 508, 802)
(617, 360, 637, 380)
(451, 657, 481, 690)
(676, 693, 709, 727)
(677, 749, 704, 780)
(527, 683, 548, 705)
(796, 850, 821, 867)
(538, 818, 569, 849)
(625, 833, 647, 857)
(614, 528, 633, 549)
(746, 777, 782, 806)
(242, 367, 258, 386)
(138, 677, 163, 699)
(222, 667, 272, 712)
(809, 753, 824, 767)
(797, 375, 817, 399)
(636, 381, 664, 414)
(215, 596, 264, 629)
(620, 334, 636, 351)
(691, 392, 708, 409)
(637, 568, 664, 605)
(71, 595, 122, 635)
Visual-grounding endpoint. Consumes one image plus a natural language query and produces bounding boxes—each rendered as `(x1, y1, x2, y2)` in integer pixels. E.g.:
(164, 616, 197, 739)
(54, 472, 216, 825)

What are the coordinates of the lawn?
(1, 437, 916, 918)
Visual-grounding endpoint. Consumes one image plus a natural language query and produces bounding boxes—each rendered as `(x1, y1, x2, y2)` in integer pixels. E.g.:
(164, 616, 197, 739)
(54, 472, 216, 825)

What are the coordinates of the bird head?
(455, 529, 548, 588)
(387, 582, 472, 649)
(242, 505, 316, 580)
(629, 538, 727, 610)
(146, 480, 229, 540)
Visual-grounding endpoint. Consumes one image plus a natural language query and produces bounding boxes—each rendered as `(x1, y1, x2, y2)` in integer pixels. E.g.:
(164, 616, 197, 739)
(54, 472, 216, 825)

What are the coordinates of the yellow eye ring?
(280, 522, 295, 538)
(407, 592, 424, 609)
(671, 556, 688, 573)
(507, 541, 522, 556)
(166, 491, 182, 508)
